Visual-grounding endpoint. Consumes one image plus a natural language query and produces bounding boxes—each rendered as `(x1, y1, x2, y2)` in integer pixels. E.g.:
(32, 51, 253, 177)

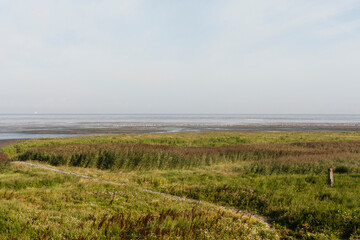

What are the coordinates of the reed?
(3, 131, 360, 156)
(14, 141, 360, 173)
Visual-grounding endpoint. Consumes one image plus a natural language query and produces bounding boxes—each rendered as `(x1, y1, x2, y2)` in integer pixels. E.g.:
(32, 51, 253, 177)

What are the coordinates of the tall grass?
(14, 141, 360, 173)
(0, 164, 277, 239)
(160, 179, 360, 239)
(4, 131, 360, 157)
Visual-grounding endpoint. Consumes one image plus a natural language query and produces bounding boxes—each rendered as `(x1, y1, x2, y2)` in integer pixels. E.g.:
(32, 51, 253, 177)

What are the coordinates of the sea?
(0, 114, 360, 140)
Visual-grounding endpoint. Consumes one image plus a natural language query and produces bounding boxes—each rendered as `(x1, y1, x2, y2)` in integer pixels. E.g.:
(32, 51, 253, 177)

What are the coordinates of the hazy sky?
(1, 1, 360, 114)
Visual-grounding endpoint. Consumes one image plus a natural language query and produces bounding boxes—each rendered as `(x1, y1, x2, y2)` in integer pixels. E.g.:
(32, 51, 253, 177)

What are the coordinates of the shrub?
(334, 165, 351, 174)
(0, 152, 10, 172)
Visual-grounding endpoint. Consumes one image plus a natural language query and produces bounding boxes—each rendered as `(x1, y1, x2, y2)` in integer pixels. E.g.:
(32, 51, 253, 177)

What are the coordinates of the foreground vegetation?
(2, 132, 360, 239)
(0, 163, 275, 239)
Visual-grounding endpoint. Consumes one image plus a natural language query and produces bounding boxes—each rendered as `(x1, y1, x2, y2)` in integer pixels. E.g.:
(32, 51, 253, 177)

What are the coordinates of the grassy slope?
(24, 161, 360, 240)
(2, 131, 360, 239)
(0, 163, 276, 240)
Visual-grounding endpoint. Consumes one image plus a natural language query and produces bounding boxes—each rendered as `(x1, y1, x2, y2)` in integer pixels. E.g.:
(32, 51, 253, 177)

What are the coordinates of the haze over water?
(1, 114, 360, 140)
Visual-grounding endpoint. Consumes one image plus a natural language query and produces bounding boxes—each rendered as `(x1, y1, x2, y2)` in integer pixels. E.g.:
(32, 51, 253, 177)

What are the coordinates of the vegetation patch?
(0, 164, 276, 240)
(1, 132, 360, 239)
(0, 152, 10, 172)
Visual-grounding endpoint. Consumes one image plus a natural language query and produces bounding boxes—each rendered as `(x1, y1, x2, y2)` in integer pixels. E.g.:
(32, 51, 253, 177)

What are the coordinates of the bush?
(334, 165, 351, 174)
(0, 152, 10, 171)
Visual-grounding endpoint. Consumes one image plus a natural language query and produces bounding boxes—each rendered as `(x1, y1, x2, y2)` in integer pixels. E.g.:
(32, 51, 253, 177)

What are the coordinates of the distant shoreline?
(1, 124, 360, 142)
(12, 124, 360, 134)
(1, 114, 360, 140)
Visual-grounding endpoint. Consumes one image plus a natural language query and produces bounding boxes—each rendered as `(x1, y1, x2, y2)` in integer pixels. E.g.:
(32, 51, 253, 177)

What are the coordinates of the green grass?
(2, 131, 360, 239)
(45, 161, 359, 239)
(145, 170, 360, 239)
(4, 131, 360, 157)
(0, 163, 276, 239)
(8, 141, 360, 174)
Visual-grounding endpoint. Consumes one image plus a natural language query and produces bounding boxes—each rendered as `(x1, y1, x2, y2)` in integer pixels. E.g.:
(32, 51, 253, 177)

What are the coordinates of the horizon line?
(1, 113, 360, 115)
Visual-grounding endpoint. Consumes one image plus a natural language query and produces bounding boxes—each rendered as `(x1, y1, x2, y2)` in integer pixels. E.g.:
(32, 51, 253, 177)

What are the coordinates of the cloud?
(1, 1, 360, 113)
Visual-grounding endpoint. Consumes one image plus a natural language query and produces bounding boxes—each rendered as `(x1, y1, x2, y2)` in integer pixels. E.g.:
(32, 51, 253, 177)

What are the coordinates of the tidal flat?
(1, 132, 360, 239)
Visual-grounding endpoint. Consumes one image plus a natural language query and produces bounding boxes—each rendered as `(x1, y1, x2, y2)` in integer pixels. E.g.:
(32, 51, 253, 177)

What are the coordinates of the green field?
(1, 132, 360, 239)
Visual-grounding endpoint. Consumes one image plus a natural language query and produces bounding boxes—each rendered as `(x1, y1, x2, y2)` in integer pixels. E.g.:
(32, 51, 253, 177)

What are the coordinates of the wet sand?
(18, 124, 360, 135)
(1, 124, 359, 142)
(2, 114, 360, 140)
(220, 124, 360, 132)
(22, 129, 164, 135)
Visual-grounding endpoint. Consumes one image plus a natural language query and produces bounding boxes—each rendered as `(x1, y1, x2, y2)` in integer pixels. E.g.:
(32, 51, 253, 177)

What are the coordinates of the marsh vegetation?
(1, 132, 360, 239)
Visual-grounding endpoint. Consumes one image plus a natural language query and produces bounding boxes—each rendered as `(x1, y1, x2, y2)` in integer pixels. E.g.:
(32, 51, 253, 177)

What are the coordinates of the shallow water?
(0, 114, 360, 140)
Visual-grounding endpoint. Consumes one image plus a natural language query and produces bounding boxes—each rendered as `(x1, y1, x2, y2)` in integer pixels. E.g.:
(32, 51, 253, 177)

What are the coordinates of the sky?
(1, 0, 360, 114)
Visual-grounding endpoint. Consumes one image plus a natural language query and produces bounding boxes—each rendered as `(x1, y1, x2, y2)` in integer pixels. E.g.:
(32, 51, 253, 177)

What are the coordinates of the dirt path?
(13, 160, 272, 228)
(13, 161, 128, 186)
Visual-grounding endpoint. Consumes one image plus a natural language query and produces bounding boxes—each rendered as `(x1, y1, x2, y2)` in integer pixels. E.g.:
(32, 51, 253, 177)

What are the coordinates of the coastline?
(12, 123, 360, 135)
(1, 114, 360, 140)
(1, 124, 360, 141)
